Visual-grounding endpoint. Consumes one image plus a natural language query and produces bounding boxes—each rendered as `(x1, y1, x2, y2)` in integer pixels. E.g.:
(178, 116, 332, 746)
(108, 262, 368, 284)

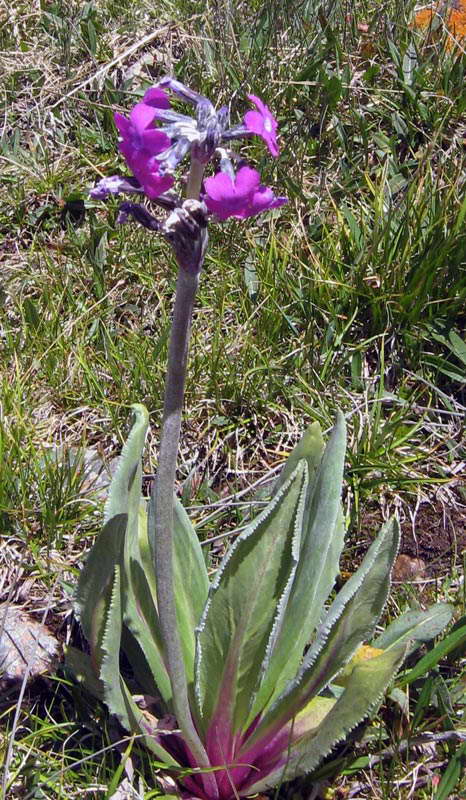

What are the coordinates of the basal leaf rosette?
(73, 408, 454, 800)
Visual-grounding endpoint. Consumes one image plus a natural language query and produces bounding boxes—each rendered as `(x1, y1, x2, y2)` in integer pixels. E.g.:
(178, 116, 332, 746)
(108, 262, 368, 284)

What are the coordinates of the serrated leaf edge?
(194, 461, 308, 711)
(104, 404, 149, 524)
(245, 644, 407, 794)
(243, 518, 399, 748)
(286, 518, 399, 699)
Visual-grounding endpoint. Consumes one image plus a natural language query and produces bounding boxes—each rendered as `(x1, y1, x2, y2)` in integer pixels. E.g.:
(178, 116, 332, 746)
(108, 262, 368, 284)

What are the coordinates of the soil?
(357, 492, 466, 579)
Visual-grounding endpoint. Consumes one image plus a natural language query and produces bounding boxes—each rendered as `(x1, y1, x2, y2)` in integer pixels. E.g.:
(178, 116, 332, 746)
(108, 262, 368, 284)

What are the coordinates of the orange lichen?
(448, 6, 466, 45)
(412, 0, 466, 50)
(413, 5, 441, 29)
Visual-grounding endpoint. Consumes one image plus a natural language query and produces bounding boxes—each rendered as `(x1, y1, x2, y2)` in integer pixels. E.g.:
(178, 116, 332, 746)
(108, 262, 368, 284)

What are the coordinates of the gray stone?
(0, 605, 59, 683)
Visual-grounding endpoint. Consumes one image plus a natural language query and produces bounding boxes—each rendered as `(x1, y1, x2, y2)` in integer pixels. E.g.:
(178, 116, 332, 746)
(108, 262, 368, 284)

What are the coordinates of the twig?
(366, 729, 466, 768)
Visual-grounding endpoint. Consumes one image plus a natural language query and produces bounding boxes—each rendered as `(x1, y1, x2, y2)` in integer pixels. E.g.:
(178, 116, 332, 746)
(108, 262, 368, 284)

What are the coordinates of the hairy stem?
(154, 268, 218, 798)
(186, 157, 205, 199)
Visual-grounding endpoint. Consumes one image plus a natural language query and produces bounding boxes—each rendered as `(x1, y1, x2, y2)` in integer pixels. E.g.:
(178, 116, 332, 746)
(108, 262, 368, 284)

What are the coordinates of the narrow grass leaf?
(398, 620, 466, 687)
(433, 740, 466, 800)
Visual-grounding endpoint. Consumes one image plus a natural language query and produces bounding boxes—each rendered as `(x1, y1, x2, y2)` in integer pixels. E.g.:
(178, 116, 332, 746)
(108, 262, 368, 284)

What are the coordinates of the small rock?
(0, 605, 59, 683)
(392, 554, 426, 582)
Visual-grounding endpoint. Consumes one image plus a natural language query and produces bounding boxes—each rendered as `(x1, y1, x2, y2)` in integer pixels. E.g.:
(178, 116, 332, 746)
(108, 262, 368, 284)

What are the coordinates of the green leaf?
(398, 619, 466, 687)
(122, 503, 172, 703)
(195, 461, 308, 740)
(121, 485, 210, 707)
(247, 413, 347, 723)
(75, 513, 127, 668)
(104, 404, 149, 524)
(100, 565, 180, 767)
(77, 404, 149, 651)
(173, 496, 210, 684)
(449, 330, 466, 365)
(402, 42, 417, 86)
(273, 421, 325, 495)
(121, 625, 162, 699)
(411, 675, 434, 730)
(64, 645, 104, 700)
(373, 603, 454, 654)
(245, 645, 407, 793)
(246, 518, 399, 747)
(433, 740, 466, 800)
(145, 491, 210, 700)
(291, 695, 336, 739)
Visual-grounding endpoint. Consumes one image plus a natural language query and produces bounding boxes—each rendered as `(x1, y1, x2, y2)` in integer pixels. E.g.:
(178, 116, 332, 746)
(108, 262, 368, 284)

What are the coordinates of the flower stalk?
(186, 158, 206, 200)
(153, 265, 217, 793)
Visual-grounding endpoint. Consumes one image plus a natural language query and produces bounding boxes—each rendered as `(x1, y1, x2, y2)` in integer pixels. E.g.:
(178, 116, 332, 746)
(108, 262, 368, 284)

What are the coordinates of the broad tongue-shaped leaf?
(100, 564, 181, 767)
(372, 602, 454, 655)
(110, 405, 209, 707)
(121, 502, 172, 701)
(244, 643, 407, 794)
(241, 517, 400, 756)
(246, 412, 346, 724)
(271, 420, 325, 495)
(146, 490, 210, 700)
(194, 461, 308, 764)
(76, 404, 149, 671)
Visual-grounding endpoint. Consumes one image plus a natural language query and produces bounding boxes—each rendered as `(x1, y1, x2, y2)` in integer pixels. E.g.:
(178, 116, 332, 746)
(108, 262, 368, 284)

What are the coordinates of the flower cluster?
(91, 78, 287, 226)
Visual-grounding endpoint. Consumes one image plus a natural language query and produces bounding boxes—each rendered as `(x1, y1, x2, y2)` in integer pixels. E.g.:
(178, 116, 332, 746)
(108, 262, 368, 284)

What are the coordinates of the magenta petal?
(205, 202, 227, 219)
(143, 172, 174, 198)
(114, 112, 131, 138)
(142, 128, 171, 155)
(118, 139, 135, 162)
(246, 189, 287, 217)
(249, 186, 277, 212)
(130, 102, 158, 132)
(203, 172, 236, 202)
(204, 197, 233, 220)
(243, 110, 264, 136)
(247, 93, 267, 114)
(244, 94, 279, 157)
(142, 87, 170, 108)
(234, 166, 261, 194)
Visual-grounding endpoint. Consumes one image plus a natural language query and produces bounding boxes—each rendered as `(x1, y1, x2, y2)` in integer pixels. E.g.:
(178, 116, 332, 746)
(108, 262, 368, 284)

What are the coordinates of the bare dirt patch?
(358, 491, 466, 579)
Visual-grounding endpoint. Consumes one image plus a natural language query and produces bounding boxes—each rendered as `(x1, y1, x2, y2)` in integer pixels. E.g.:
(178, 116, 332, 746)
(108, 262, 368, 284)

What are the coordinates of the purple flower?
(114, 95, 174, 199)
(203, 165, 287, 220)
(141, 87, 171, 108)
(244, 95, 279, 157)
(89, 175, 144, 200)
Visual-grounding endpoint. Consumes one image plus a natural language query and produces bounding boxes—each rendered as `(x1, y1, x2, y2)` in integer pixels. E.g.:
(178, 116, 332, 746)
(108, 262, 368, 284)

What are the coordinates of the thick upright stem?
(154, 268, 217, 797)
